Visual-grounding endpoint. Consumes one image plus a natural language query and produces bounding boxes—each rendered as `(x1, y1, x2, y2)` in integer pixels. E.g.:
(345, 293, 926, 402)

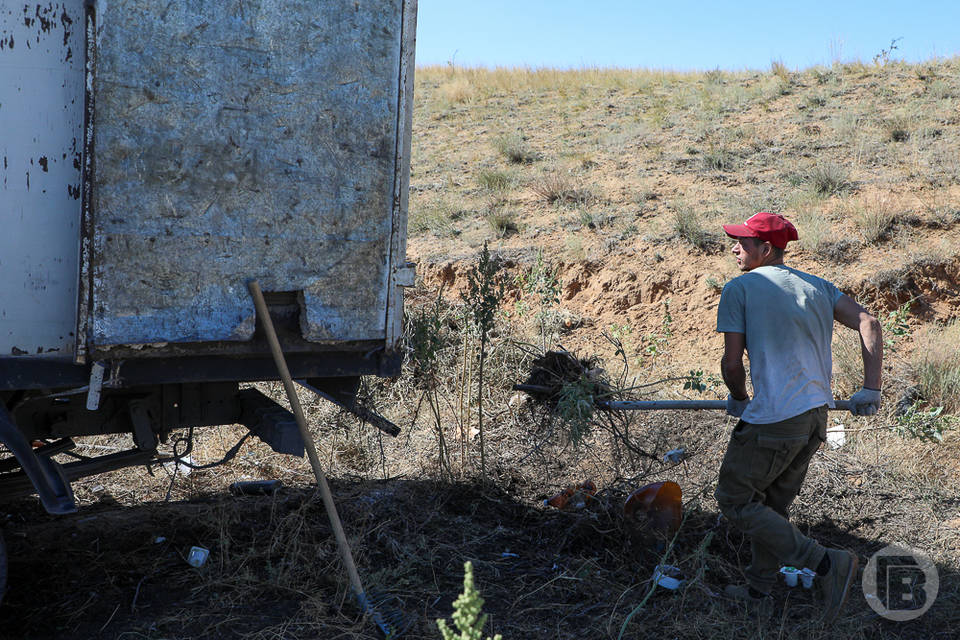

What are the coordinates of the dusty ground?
(3, 61, 960, 639)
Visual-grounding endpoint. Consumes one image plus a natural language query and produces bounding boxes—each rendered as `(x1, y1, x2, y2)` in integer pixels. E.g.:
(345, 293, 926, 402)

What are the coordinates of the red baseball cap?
(722, 212, 799, 249)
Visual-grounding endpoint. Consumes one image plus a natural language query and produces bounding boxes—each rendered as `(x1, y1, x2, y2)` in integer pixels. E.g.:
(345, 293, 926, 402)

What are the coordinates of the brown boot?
(820, 548, 859, 622)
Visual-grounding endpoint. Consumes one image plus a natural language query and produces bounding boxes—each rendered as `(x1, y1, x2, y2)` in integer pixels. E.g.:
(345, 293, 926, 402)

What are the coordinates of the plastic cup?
(780, 566, 800, 587)
(800, 568, 816, 589)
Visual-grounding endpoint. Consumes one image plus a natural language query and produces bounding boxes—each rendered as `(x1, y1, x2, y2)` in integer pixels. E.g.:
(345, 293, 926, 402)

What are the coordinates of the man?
(714, 211, 882, 621)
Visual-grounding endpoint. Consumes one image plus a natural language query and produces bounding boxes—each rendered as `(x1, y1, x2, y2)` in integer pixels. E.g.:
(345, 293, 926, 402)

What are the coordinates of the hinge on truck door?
(392, 262, 416, 288)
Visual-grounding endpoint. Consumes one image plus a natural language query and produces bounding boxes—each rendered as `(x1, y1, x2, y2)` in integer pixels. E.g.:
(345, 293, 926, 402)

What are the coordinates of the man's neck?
(759, 256, 784, 268)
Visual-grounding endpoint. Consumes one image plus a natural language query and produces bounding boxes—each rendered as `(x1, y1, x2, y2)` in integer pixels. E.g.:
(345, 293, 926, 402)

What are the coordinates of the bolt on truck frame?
(0, 0, 417, 594)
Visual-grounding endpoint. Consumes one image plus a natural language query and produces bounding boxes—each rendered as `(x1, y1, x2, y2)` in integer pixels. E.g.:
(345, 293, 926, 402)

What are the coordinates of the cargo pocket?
(754, 433, 810, 486)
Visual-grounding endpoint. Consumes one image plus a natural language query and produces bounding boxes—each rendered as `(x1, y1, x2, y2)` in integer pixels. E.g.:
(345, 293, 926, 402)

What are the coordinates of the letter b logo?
(863, 544, 938, 621)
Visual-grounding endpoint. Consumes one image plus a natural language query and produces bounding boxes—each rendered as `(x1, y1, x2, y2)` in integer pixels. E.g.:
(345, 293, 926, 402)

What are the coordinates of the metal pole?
(599, 399, 851, 411)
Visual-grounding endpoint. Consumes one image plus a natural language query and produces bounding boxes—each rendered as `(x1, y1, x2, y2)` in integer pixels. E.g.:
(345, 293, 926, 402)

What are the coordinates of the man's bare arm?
(721, 332, 749, 400)
(834, 295, 883, 389)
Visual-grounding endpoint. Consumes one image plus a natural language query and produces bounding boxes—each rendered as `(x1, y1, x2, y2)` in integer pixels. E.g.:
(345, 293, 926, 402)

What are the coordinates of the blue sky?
(415, 1, 960, 71)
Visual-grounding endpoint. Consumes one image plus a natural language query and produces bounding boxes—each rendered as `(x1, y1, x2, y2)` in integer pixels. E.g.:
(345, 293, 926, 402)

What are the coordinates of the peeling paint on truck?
(0, 1, 84, 357)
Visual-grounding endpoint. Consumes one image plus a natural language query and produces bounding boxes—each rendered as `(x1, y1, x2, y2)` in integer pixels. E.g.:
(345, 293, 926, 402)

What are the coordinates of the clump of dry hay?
(518, 349, 610, 406)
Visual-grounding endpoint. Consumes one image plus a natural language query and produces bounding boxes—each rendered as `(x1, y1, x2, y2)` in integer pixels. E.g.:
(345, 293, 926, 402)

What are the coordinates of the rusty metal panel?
(0, 2, 85, 359)
(86, 0, 406, 349)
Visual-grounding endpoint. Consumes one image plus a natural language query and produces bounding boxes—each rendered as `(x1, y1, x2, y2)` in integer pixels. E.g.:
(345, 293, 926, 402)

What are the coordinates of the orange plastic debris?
(544, 480, 597, 509)
(623, 481, 682, 537)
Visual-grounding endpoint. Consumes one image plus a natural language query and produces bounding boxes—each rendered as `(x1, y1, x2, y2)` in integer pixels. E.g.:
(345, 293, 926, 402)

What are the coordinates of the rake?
(249, 280, 409, 638)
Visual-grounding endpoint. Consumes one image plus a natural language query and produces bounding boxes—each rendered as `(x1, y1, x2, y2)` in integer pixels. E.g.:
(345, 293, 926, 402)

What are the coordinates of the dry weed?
(438, 77, 475, 105)
(809, 162, 853, 196)
(912, 321, 960, 412)
(529, 172, 592, 205)
(476, 168, 514, 193)
(493, 133, 538, 164)
(849, 193, 899, 244)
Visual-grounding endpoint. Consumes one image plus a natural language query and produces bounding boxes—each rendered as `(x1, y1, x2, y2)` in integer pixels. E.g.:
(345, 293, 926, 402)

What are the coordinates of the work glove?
(848, 387, 882, 416)
(726, 394, 750, 418)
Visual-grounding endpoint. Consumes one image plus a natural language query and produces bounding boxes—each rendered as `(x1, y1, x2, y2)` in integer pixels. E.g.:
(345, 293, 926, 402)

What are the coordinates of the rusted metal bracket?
(300, 378, 401, 437)
(0, 448, 154, 502)
(0, 406, 76, 514)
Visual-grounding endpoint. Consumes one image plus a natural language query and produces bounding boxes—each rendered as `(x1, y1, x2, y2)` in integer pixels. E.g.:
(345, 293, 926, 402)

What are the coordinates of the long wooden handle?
(248, 280, 365, 599)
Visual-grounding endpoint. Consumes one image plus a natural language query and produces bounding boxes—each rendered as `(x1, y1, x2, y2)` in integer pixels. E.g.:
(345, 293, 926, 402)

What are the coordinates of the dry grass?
(484, 201, 519, 237)
(911, 321, 960, 412)
(476, 168, 514, 193)
(529, 172, 592, 205)
(849, 193, 899, 244)
(493, 133, 539, 164)
(438, 77, 475, 105)
(808, 162, 853, 196)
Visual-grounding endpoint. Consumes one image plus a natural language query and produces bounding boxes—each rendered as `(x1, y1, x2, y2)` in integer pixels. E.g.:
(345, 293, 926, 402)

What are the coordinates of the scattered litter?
(826, 423, 845, 449)
(154, 536, 166, 544)
(623, 481, 683, 537)
(780, 566, 816, 588)
(163, 455, 194, 476)
(662, 447, 687, 464)
(780, 566, 800, 587)
(544, 480, 597, 509)
(186, 546, 209, 568)
(90, 484, 105, 493)
(653, 564, 685, 590)
(229, 479, 282, 496)
(508, 392, 529, 409)
(500, 551, 519, 558)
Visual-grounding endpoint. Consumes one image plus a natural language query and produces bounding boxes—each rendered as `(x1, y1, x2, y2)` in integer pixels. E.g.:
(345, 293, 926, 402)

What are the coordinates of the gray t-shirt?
(716, 265, 844, 424)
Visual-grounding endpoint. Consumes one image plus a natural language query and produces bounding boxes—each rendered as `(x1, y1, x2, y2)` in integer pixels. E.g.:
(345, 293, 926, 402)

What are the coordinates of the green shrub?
(437, 561, 503, 640)
(893, 404, 954, 443)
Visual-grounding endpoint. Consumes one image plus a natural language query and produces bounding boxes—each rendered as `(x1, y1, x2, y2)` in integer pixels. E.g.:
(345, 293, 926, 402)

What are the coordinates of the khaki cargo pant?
(714, 406, 830, 594)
